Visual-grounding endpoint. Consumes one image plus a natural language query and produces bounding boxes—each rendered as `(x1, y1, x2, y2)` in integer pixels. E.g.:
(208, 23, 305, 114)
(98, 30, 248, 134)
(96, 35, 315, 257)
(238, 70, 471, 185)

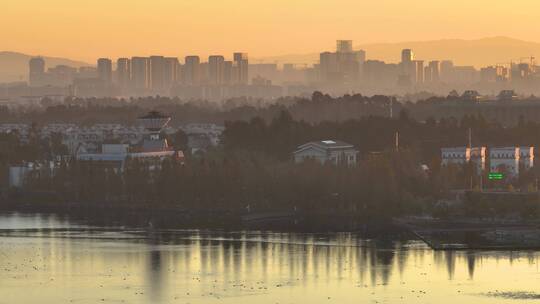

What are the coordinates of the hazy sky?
(3, 0, 540, 62)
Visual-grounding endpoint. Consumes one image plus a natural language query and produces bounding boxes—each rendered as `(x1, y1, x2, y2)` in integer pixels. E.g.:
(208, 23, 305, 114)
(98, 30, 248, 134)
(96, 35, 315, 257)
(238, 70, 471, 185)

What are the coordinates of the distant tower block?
(137, 111, 171, 140)
(336, 40, 353, 53)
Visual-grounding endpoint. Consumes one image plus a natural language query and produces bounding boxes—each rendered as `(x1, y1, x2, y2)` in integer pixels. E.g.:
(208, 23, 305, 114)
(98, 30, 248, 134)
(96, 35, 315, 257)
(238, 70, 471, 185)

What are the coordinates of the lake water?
(1, 213, 540, 303)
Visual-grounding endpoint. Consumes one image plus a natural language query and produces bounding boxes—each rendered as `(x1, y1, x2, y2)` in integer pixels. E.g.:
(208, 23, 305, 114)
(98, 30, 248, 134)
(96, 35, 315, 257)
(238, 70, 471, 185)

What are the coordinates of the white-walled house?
(441, 147, 469, 166)
(490, 147, 520, 177)
(293, 140, 358, 166)
(441, 147, 486, 172)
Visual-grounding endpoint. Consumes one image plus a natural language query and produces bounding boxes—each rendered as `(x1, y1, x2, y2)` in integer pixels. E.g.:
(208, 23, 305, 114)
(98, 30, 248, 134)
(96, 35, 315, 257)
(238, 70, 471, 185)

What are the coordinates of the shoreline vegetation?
(3, 93, 540, 235)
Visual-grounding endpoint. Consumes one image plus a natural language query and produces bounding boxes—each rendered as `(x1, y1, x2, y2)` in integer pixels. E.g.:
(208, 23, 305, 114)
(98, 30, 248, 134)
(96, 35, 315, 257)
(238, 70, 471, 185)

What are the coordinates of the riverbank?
(396, 216, 540, 250)
(0, 199, 404, 234)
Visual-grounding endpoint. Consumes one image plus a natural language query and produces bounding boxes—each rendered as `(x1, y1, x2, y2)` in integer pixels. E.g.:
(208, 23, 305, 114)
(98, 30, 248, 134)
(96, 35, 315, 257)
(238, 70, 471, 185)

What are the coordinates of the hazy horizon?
(3, 36, 540, 66)
(4, 0, 540, 62)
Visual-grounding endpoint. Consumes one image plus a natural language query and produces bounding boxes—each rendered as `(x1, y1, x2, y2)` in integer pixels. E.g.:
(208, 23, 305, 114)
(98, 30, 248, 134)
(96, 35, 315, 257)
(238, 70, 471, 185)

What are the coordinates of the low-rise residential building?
(293, 140, 358, 166)
(490, 147, 520, 177)
(77, 143, 183, 171)
(441, 147, 486, 171)
(0, 124, 30, 142)
(180, 123, 224, 153)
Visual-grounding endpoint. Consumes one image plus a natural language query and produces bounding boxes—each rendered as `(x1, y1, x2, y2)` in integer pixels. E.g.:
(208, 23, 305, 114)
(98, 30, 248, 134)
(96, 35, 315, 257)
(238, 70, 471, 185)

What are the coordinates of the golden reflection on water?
(0, 214, 540, 303)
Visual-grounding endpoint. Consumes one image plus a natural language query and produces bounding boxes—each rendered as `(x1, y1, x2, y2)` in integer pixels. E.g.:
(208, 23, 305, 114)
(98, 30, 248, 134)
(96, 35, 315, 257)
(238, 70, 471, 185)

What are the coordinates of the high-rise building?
(184, 56, 201, 85)
(336, 40, 353, 53)
(428, 61, 440, 82)
(337, 52, 360, 84)
(320, 52, 339, 83)
(131, 57, 149, 89)
(208, 55, 225, 85)
(355, 50, 367, 80)
(414, 60, 424, 83)
(164, 57, 179, 88)
(319, 41, 362, 84)
(199, 62, 209, 84)
(233, 53, 249, 85)
(401, 49, 414, 63)
(399, 49, 416, 85)
(116, 58, 130, 88)
(223, 61, 233, 85)
(97, 58, 113, 84)
(29, 57, 45, 86)
(424, 66, 432, 83)
(149, 56, 165, 90)
(355, 50, 366, 64)
(440, 60, 454, 83)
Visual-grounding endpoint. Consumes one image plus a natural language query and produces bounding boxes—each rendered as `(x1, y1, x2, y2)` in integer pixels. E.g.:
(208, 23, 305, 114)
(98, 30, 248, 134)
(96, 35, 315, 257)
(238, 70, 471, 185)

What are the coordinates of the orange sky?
(3, 0, 540, 62)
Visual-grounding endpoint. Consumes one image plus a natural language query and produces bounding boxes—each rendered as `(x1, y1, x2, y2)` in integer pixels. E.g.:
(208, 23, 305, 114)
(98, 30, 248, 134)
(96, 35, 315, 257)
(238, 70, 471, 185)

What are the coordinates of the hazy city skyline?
(4, 0, 540, 62)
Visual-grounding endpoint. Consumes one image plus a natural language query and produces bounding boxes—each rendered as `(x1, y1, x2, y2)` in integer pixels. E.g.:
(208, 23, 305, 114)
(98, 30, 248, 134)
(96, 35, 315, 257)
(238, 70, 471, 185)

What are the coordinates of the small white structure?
(519, 146, 534, 170)
(9, 166, 32, 188)
(293, 140, 358, 166)
(8, 162, 55, 188)
(441, 147, 486, 172)
(77, 143, 181, 170)
(490, 147, 520, 177)
(441, 147, 469, 166)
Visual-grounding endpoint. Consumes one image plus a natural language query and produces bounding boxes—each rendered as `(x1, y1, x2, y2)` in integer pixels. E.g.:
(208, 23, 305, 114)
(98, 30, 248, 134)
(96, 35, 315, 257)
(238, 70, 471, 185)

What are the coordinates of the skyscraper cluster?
(108, 53, 249, 94)
(28, 52, 251, 97)
(21, 40, 540, 100)
(319, 40, 366, 85)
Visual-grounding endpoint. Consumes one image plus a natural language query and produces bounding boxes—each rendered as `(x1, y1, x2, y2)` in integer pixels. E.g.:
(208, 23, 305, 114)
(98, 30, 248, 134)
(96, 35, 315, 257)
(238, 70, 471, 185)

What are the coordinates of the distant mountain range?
(0, 52, 90, 83)
(2, 37, 540, 83)
(256, 36, 540, 68)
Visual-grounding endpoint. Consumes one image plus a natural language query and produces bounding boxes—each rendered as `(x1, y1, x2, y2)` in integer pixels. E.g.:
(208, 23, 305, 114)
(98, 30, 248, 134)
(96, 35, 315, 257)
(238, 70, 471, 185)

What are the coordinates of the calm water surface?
(1, 213, 540, 303)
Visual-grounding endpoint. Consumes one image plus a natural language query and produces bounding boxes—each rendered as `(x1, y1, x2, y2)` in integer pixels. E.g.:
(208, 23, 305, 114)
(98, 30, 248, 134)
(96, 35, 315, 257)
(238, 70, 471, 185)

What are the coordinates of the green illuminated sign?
(488, 172, 504, 180)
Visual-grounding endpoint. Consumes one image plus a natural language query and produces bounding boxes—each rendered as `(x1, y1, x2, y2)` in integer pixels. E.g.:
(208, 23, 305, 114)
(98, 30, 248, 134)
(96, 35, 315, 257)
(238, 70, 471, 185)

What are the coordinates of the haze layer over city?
(4, 1, 540, 304)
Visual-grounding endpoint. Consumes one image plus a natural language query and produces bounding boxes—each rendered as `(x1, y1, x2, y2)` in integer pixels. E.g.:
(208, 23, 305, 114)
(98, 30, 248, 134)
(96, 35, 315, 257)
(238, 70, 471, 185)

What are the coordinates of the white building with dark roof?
(441, 146, 486, 172)
(490, 147, 520, 177)
(293, 140, 358, 166)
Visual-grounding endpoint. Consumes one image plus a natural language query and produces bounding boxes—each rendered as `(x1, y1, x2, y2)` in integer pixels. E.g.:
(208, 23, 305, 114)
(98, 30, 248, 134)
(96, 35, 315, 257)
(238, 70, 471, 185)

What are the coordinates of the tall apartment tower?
(164, 57, 179, 88)
(233, 52, 249, 85)
(355, 50, 367, 80)
(208, 55, 225, 85)
(97, 58, 113, 84)
(184, 56, 201, 85)
(399, 49, 416, 85)
(319, 40, 362, 84)
(29, 57, 45, 86)
(336, 40, 353, 53)
(319, 52, 339, 83)
(440, 60, 454, 83)
(131, 57, 149, 89)
(116, 58, 131, 88)
(149, 56, 165, 90)
(428, 61, 440, 82)
(401, 49, 414, 63)
(414, 60, 424, 83)
(223, 61, 233, 85)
